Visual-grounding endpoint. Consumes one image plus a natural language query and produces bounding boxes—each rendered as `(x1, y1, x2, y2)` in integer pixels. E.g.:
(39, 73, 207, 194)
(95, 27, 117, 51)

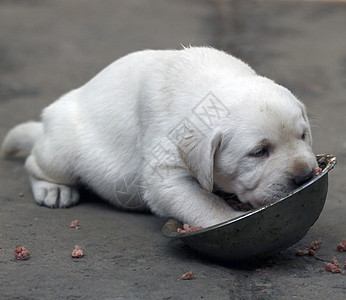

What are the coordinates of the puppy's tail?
(1, 121, 43, 159)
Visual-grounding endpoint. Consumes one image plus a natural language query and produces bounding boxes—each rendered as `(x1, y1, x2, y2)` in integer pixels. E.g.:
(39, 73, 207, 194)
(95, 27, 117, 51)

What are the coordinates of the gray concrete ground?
(0, 0, 345, 299)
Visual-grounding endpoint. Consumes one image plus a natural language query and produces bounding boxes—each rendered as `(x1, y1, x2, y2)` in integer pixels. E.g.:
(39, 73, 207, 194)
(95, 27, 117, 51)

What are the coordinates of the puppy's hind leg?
(25, 153, 80, 208)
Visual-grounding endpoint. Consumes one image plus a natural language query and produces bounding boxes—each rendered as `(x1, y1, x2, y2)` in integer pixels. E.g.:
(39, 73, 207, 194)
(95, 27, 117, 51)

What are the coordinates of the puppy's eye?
(249, 146, 268, 158)
(301, 132, 306, 140)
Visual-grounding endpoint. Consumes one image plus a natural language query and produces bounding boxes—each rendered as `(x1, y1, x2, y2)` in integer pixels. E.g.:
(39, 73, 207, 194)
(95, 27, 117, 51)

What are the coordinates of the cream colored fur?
(1, 47, 317, 227)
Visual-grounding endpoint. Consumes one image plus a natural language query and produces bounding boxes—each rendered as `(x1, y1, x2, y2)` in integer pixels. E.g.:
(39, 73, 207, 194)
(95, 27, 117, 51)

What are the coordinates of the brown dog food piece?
(295, 249, 315, 256)
(336, 239, 346, 252)
(325, 263, 343, 274)
(325, 256, 344, 274)
(309, 239, 322, 250)
(72, 245, 84, 258)
(295, 250, 308, 256)
(313, 167, 322, 176)
(296, 239, 322, 256)
(14, 246, 30, 260)
(177, 224, 203, 233)
(181, 271, 194, 280)
(308, 249, 315, 256)
(331, 257, 339, 267)
(184, 224, 203, 231)
(70, 220, 80, 228)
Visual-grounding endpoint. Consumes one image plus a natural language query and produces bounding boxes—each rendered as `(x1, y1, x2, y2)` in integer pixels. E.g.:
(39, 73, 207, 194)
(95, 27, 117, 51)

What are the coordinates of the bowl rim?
(163, 154, 336, 238)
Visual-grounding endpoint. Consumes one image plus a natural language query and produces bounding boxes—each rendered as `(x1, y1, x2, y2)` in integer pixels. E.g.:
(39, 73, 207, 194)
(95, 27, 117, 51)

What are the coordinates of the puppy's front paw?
(31, 180, 79, 208)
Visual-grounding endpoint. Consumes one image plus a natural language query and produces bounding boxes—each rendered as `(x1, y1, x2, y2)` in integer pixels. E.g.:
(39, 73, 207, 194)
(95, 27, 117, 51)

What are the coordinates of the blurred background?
(0, 0, 345, 299)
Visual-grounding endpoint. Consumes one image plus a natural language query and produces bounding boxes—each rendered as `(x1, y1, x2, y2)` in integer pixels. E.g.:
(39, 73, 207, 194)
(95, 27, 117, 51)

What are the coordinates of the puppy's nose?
(293, 171, 313, 186)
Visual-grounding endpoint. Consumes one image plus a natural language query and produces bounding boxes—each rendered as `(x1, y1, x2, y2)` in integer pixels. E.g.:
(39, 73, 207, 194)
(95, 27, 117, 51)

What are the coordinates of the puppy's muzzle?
(293, 170, 313, 186)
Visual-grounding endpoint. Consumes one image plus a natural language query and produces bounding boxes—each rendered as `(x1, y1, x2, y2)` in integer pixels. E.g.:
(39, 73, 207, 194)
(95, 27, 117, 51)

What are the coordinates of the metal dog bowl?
(162, 154, 336, 261)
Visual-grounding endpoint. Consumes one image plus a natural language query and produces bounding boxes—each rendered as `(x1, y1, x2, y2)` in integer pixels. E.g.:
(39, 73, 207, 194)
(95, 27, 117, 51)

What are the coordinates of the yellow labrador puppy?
(1, 47, 317, 227)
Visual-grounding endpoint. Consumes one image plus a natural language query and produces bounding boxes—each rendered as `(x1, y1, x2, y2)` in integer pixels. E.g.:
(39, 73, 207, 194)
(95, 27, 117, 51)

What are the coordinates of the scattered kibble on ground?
(295, 239, 322, 256)
(336, 239, 346, 252)
(70, 220, 80, 228)
(72, 245, 84, 258)
(181, 271, 194, 280)
(14, 246, 30, 260)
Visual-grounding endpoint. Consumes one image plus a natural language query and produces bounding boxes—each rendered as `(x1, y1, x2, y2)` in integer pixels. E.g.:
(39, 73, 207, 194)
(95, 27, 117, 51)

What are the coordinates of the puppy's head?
(182, 77, 317, 208)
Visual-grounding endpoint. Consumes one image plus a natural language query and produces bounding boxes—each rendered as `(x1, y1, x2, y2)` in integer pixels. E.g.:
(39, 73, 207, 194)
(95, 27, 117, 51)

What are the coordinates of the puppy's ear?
(179, 130, 222, 192)
(298, 101, 313, 145)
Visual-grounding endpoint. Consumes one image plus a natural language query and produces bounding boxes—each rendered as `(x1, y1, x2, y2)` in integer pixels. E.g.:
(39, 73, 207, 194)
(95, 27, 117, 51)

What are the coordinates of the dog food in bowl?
(177, 224, 203, 233)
